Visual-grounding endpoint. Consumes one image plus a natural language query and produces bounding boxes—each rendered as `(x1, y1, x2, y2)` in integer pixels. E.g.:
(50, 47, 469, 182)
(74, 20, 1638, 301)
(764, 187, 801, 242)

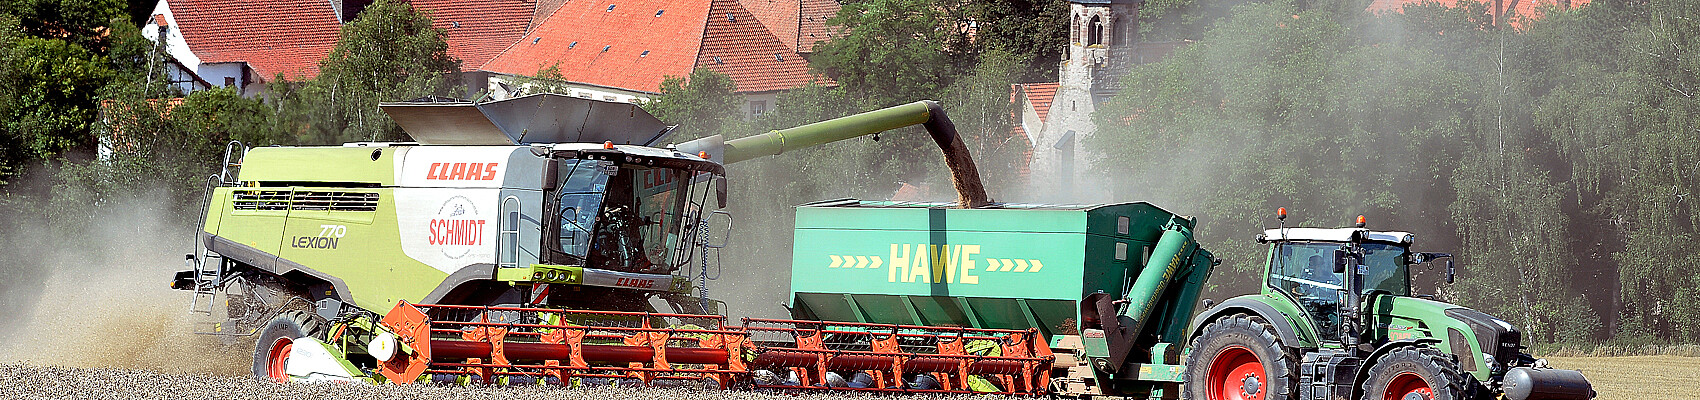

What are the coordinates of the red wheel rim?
(1384, 372, 1433, 400)
(266, 337, 294, 382)
(1206, 345, 1267, 400)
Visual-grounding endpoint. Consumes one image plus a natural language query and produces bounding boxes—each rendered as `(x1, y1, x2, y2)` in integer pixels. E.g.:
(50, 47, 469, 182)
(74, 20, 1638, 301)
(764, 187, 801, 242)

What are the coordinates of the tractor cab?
(1256, 226, 1430, 343)
(541, 142, 727, 275)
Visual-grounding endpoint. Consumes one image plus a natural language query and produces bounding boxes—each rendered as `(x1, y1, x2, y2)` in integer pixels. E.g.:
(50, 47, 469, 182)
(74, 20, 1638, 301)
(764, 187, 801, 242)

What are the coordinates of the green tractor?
(1173, 210, 1592, 400)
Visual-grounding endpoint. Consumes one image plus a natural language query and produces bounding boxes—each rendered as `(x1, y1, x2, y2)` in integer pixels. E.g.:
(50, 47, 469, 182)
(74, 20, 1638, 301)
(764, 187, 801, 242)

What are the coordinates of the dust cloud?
(0, 191, 249, 376)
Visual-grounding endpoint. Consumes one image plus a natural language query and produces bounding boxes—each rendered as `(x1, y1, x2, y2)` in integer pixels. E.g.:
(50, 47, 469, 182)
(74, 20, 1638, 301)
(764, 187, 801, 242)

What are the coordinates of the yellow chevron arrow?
(986, 258, 1002, 272)
(828, 255, 843, 268)
(855, 256, 869, 268)
(1013, 259, 1030, 272)
(1028, 260, 1043, 272)
(869, 256, 883, 269)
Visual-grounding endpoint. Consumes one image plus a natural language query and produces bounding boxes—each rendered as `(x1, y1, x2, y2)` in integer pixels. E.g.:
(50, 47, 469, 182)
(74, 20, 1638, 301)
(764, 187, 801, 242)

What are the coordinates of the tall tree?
(291, 0, 460, 144)
(647, 68, 744, 141)
(812, 0, 966, 105)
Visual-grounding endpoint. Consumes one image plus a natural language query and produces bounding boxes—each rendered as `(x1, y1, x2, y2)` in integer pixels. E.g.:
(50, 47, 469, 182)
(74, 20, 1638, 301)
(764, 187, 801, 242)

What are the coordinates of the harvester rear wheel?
(1363, 346, 1465, 400)
(251, 310, 324, 382)
(1184, 313, 1297, 400)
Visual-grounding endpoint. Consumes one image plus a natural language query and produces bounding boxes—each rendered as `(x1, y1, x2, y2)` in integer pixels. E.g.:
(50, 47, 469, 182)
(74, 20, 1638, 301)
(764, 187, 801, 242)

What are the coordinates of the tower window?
(1087, 15, 1103, 46)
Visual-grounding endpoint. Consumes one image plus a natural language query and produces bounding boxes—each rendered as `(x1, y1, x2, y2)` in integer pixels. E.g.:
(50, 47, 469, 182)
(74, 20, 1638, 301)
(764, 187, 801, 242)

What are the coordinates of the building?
(142, 0, 836, 116)
(1016, 0, 1184, 201)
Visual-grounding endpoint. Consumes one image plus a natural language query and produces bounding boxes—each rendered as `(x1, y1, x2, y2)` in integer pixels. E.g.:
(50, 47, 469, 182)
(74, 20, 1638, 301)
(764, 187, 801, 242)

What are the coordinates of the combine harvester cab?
(755, 200, 1218, 396)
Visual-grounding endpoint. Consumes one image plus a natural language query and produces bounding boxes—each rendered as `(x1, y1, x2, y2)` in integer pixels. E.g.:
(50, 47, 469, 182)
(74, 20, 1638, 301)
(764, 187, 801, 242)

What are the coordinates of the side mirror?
(543, 159, 560, 191)
(1333, 248, 1348, 274)
(1446, 259, 1455, 284)
(715, 177, 728, 209)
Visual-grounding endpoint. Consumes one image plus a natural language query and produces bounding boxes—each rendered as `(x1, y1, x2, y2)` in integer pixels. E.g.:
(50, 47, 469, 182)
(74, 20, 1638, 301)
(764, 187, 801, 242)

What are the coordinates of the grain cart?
(169, 94, 988, 386)
(770, 205, 1595, 400)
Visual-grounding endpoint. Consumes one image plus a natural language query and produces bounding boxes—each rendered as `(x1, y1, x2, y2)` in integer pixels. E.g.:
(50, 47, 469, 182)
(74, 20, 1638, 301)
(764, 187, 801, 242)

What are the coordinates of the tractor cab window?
(1270, 242, 1344, 341)
(1361, 243, 1411, 297)
(554, 158, 718, 274)
(556, 160, 610, 259)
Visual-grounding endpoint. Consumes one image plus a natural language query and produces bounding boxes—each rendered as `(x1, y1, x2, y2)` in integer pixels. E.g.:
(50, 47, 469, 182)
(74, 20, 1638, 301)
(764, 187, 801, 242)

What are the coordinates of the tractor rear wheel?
(1363, 346, 1466, 400)
(251, 310, 324, 382)
(1184, 313, 1297, 400)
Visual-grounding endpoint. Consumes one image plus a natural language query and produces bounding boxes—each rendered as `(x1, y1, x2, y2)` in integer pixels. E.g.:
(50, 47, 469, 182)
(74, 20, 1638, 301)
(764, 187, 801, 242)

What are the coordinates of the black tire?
(1362, 346, 1467, 400)
(1183, 313, 1298, 400)
(251, 310, 325, 382)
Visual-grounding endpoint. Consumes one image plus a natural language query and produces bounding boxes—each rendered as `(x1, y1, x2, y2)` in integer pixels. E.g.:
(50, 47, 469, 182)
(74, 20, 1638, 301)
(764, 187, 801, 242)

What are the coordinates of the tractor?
(1170, 210, 1594, 400)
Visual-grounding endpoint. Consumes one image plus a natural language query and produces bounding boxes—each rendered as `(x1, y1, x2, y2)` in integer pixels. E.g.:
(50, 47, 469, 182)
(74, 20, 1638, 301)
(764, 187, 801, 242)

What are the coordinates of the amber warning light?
(1356, 215, 1367, 228)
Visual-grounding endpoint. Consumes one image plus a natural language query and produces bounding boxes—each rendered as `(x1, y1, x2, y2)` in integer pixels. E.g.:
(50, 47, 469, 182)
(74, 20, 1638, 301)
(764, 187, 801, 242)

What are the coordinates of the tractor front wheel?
(1184, 313, 1298, 400)
(1363, 346, 1467, 400)
(250, 310, 324, 382)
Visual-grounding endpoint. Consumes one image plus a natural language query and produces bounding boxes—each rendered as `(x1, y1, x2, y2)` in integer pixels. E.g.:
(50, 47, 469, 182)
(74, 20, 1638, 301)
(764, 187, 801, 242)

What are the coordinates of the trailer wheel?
(1363, 346, 1466, 400)
(1184, 313, 1297, 400)
(251, 310, 324, 382)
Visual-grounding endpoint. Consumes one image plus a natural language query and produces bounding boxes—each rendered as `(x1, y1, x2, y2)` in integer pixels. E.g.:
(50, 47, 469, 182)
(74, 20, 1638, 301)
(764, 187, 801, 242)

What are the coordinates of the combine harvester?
(173, 94, 1593, 399)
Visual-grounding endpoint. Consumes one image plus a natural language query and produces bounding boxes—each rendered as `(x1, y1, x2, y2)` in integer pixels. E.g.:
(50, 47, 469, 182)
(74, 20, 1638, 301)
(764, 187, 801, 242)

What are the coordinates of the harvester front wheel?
(1363, 346, 1466, 400)
(251, 310, 324, 382)
(1184, 313, 1297, 400)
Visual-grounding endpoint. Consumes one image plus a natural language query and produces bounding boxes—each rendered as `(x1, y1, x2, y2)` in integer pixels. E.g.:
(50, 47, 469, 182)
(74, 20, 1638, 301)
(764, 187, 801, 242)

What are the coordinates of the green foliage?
(0, 22, 113, 168)
(1, 0, 127, 50)
(647, 69, 744, 141)
(961, 0, 1071, 82)
(812, 0, 965, 104)
(502, 64, 576, 98)
(288, 0, 461, 143)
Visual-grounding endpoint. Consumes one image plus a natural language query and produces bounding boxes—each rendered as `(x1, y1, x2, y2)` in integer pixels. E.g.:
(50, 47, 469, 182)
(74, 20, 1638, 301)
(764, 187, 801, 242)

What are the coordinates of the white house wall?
(142, 0, 200, 68)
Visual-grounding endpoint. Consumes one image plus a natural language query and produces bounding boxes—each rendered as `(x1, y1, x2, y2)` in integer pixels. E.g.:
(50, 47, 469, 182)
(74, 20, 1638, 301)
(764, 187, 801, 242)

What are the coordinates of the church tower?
(1027, 0, 1140, 201)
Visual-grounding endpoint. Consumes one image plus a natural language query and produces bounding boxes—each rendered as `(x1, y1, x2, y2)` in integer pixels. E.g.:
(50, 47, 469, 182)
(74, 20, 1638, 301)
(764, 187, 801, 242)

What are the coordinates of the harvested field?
(0, 363, 1004, 400)
(1544, 355, 1700, 400)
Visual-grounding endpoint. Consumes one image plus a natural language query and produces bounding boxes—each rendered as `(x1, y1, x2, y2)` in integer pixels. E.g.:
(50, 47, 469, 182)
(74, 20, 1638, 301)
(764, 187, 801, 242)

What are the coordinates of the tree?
(962, 0, 1070, 82)
(290, 0, 460, 144)
(812, 0, 965, 105)
(646, 68, 744, 141)
(0, 27, 114, 171)
(1, 0, 127, 51)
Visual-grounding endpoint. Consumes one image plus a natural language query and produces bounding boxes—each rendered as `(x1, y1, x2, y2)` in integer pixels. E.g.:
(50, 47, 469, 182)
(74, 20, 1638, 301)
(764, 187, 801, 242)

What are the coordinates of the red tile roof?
(171, 0, 343, 80)
(482, 0, 820, 94)
(531, 0, 570, 31)
(738, 0, 798, 51)
(407, 0, 537, 71)
(795, 0, 838, 52)
(1014, 82, 1058, 122)
(481, 0, 715, 93)
(1367, 0, 1589, 28)
(698, 0, 820, 92)
(736, 0, 839, 53)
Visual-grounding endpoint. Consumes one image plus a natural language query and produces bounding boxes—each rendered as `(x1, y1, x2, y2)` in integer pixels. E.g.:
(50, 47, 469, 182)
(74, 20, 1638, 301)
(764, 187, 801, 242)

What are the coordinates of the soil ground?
(1544, 355, 1700, 400)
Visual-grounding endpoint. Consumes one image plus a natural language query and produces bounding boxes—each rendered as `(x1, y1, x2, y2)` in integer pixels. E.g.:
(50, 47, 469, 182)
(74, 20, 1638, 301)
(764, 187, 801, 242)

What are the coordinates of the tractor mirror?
(715, 177, 728, 209)
(1446, 259, 1455, 284)
(543, 159, 560, 191)
(1333, 249, 1348, 274)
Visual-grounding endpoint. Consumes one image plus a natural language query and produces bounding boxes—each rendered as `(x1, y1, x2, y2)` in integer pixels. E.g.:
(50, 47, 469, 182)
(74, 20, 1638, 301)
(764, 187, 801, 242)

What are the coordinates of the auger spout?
(677, 101, 989, 208)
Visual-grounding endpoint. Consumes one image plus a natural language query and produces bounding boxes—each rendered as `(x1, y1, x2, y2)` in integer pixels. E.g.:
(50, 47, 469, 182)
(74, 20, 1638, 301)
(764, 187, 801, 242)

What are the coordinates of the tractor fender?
(1188, 297, 1304, 349)
(1353, 337, 1444, 390)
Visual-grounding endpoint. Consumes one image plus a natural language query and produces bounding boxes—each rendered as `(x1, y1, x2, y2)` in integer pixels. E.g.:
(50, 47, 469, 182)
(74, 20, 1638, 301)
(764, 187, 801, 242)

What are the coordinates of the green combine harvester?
(172, 94, 1592, 399)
